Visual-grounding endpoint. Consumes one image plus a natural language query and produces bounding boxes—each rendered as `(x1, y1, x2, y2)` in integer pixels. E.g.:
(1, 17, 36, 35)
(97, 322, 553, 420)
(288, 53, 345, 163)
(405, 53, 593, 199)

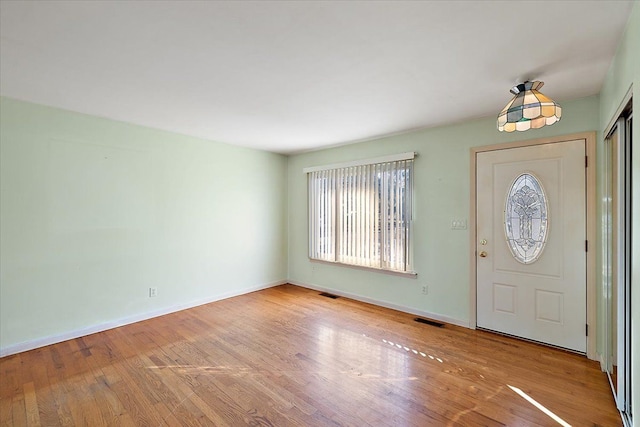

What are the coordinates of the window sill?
(309, 258, 418, 278)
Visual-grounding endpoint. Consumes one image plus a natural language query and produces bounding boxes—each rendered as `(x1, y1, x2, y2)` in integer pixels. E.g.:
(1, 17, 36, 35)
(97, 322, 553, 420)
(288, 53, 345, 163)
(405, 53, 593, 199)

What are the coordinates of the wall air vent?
(414, 317, 444, 328)
(319, 292, 339, 299)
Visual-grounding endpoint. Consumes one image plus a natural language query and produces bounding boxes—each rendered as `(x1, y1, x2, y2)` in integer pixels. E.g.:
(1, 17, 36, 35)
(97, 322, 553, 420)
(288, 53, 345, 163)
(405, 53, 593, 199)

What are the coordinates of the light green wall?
(288, 95, 600, 325)
(598, 3, 639, 425)
(0, 97, 288, 352)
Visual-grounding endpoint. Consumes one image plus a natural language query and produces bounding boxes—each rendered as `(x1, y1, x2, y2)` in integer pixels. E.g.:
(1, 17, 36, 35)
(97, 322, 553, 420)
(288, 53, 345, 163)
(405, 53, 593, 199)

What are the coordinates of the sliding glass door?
(603, 105, 632, 426)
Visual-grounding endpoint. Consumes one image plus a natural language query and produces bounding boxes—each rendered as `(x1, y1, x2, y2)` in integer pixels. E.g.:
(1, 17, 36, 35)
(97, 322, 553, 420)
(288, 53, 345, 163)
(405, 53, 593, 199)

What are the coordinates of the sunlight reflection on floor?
(381, 338, 443, 363)
(508, 385, 572, 427)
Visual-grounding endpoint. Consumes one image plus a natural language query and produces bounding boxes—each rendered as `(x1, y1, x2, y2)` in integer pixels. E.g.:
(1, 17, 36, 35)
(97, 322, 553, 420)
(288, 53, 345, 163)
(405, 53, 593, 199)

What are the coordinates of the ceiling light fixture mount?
(497, 81, 561, 132)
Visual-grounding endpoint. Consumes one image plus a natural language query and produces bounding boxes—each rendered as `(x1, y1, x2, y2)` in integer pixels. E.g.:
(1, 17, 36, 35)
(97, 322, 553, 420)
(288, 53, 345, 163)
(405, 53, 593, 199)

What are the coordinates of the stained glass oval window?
(504, 173, 548, 264)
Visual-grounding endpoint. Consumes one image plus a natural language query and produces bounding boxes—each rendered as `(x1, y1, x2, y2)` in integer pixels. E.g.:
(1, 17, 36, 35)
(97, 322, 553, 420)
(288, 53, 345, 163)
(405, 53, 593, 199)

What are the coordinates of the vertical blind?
(308, 157, 413, 273)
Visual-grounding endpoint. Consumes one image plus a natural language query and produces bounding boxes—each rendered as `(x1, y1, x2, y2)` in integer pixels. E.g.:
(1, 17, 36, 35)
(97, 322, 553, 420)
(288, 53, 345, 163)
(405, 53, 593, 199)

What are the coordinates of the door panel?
(476, 139, 586, 352)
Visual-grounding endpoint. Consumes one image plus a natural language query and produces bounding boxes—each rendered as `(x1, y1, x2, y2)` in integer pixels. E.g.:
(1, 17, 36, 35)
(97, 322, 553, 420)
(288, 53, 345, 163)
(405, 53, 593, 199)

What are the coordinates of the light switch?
(451, 219, 467, 230)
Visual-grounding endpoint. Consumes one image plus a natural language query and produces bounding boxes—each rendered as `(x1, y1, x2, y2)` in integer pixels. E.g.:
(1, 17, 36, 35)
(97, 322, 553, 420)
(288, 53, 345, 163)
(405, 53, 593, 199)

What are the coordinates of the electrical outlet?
(149, 287, 158, 298)
(421, 285, 428, 295)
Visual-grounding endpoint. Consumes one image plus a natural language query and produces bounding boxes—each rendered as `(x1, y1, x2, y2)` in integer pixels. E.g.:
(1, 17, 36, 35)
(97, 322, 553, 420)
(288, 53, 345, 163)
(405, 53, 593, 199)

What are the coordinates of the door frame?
(469, 132, 597, 360)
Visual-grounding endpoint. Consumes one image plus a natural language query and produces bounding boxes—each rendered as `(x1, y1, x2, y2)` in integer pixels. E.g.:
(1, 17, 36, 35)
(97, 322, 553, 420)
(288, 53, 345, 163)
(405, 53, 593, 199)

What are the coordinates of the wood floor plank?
(9, 395, 26, 427)
(0, 284, 621, 426)
(0, 396, 13, 427)
(21, 383, 40, 427)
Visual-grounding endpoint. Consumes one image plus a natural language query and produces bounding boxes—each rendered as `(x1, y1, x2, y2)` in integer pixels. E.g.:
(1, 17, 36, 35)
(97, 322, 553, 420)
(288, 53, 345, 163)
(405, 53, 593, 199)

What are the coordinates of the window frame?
(305, 152, 416, 276)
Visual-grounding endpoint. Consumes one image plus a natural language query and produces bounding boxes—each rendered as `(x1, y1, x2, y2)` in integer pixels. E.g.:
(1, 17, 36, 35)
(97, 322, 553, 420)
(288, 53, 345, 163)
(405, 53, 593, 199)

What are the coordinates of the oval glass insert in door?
(504, 173, 549, 264)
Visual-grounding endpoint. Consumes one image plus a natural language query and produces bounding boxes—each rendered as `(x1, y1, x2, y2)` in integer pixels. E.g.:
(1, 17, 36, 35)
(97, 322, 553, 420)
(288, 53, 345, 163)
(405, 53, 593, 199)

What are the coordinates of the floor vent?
(319, 292, 340, 299)
(414, 317, 444, 328)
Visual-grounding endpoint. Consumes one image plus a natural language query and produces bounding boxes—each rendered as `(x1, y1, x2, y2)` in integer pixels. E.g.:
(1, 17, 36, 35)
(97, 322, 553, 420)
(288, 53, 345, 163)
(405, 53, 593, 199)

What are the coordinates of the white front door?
(476, 139, 587, 352)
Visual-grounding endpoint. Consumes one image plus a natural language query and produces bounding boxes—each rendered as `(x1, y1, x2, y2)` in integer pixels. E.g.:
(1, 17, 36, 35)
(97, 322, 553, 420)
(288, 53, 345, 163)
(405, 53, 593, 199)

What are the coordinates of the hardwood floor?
(1, 284, 621, 426)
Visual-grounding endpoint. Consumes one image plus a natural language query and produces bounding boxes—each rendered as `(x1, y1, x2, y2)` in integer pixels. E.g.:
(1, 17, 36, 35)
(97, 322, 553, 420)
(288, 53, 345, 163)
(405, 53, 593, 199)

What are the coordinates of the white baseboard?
(289, 280, 469, 328)
(2, 279, 469, 357)
(0, 280, 285, 358)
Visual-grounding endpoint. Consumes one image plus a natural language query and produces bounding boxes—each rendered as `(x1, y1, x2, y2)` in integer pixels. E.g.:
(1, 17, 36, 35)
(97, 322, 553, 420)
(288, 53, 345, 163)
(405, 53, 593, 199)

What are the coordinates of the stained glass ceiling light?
(497, 81, 561, 132)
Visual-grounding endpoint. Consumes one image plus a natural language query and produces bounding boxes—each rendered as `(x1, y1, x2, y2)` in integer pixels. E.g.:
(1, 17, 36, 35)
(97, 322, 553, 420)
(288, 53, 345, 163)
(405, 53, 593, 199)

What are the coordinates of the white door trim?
(469, 132, 597, 360)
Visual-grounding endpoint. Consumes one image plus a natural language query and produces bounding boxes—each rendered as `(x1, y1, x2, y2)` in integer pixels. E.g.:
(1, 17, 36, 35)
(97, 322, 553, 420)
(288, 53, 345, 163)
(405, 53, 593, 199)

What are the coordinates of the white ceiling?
(0, 1, 634, 154)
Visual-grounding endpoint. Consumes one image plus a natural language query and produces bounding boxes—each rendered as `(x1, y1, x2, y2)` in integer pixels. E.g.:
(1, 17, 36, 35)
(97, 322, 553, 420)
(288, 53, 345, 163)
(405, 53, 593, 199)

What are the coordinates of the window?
(504, 173, 549, 264)
(306, 153, 414, 273)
